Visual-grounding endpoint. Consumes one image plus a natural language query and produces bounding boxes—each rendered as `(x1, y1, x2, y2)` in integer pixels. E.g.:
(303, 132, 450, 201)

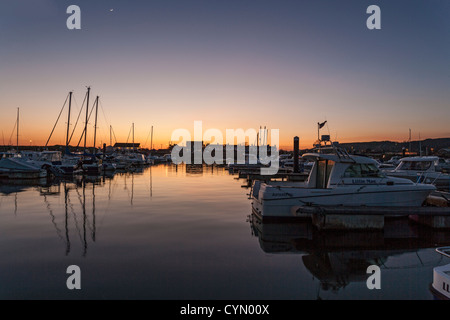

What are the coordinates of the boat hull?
(431, 264, 450, 300)
(252, 183, 436, 218)
(387, 172, 450, 186)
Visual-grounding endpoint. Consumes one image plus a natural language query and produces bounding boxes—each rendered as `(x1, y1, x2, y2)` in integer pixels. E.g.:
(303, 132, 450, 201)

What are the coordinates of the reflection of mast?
(64, 182, 71, 255)
(14, 192, 17, 215)
(92, 183, 96, 242)
(82, 180, 87, 257)
(131, 172, 134, 205)
(43, 191, 66, 254)
(109, 174, 112, 200)
(149, 166, 152, 198)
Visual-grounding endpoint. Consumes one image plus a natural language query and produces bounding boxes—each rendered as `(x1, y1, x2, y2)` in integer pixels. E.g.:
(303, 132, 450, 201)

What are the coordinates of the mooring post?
(294, 136, 299, 173)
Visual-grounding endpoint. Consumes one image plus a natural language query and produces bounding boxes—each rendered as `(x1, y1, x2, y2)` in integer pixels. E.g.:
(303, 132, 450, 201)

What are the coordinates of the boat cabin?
(303, 153, 387, 189)
(394, 156, 439, 172)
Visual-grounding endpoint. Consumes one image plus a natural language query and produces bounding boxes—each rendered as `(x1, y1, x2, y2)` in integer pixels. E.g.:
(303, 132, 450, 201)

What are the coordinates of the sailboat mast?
(16, 107, 19, 151)
(93, 96, 99, 155)
(66, 91, 72, 149)
(84, 87, 91, 152)
(132, 122, 135, 151)
(110, 125, 112, 147)
(150, 125, 153, 150)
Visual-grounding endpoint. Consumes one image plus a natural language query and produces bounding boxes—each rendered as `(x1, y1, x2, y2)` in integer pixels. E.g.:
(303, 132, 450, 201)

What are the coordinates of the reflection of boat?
(249, 213, 450, 297)
(430, 247, 450, 300)
(385, 156, 450, 186)
(0, 177, 49, 195)
(252, 145, 435, 218)
(186, 164, 203, 175)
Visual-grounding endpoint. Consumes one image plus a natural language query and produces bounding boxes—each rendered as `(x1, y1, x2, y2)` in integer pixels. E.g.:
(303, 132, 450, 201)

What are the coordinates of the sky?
(0, 0, 449, 150)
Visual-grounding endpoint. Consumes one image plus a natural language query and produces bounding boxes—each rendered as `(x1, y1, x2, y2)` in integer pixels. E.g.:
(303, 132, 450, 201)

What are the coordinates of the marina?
(1, 1, 449, 304)
(1, 163, 450, 300)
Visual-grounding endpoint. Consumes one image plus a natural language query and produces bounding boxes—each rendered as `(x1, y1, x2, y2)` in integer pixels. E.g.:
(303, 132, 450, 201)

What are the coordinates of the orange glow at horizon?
(4, 113, 450, 152)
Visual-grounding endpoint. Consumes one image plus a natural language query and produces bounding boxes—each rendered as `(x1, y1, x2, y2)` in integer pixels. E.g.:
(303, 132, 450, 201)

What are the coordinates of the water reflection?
(248, 213, 450, 298)
(40, 179, 101, 256)
(0, 177, 51, 195)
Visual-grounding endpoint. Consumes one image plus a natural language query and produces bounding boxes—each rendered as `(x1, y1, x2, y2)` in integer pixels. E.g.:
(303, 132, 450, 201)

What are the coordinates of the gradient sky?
(1, 0, 449, 150)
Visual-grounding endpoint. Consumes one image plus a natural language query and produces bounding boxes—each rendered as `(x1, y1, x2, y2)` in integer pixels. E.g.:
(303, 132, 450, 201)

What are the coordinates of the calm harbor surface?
(1, 163, 449, 300)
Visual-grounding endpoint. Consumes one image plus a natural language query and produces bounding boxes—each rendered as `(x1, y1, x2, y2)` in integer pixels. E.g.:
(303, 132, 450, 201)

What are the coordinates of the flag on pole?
(318, 121, 327, 129)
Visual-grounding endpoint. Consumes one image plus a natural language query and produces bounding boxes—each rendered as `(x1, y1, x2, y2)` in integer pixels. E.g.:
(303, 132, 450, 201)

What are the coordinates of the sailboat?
(0, 108, 47, 179)
(114, 123, 146, 168)
(79, 89, 102, 175)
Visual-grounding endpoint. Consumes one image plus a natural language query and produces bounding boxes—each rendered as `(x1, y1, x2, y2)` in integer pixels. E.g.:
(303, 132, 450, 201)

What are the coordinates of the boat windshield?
(343, 163, 385, 178)
(397, 160, 432, 171)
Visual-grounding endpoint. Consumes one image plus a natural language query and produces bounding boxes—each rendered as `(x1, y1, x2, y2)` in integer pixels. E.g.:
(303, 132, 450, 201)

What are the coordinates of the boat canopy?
(302, 152, 378, 165)
(398, 156, 439, 162)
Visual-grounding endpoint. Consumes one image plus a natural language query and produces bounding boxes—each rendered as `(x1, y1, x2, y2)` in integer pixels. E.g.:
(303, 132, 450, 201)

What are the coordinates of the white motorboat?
(114, 152, 146, 167)
(251, 147, 435, 218)
(0, 157, 47, 179)
(430, 247, 450, 300)
(22, 151, 82, 176)
(436, 158, 450, 173)
(384, 156, 450, 186)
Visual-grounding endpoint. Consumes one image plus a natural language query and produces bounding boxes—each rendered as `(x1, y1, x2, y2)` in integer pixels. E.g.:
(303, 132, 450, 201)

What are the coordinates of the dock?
(289, 198, 450, 230)
(238, 169, 308, 181)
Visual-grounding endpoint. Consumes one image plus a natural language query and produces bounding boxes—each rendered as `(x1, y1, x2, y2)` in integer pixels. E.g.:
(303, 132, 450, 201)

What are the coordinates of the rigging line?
(143, 128, 152, 148)
(111, 126, 118, 145)
(45, 92, 70, 147)
(68, 92, 87, 145)
(98, 98, 111, 128)
(99, 99, 113, 146)
(125, 124, 132, 144)
(71, 93, 80, 112)
(76, 97, 97, 149)
(8, 121, 16, 146)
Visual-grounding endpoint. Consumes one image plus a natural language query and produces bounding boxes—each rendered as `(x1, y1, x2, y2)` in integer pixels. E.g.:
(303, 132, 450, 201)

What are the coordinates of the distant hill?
(338, 138, 450, 155)
(297, 138, 450, 158)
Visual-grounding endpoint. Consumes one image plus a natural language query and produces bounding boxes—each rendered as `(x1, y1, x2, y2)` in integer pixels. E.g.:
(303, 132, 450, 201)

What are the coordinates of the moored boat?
(0, 157, 47, 179)
(251, 145, 436, 219)
(430, 247, 450, 300)
(384, 156, 450, 186)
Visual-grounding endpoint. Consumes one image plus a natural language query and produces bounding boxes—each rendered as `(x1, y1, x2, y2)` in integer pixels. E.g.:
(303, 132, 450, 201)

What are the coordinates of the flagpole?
(317, 122, 320, 141)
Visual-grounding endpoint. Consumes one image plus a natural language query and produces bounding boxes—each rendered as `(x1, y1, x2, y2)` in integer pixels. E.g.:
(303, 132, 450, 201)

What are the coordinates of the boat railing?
(436, 247, 450, 259)
(416, 171, 442, 185)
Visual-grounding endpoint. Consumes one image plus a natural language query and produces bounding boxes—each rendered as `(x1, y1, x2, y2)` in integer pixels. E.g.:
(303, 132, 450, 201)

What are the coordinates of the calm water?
(1, 164, 449, 300)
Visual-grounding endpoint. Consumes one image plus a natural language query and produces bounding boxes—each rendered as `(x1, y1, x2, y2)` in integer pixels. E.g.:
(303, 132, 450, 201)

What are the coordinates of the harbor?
(1, 0, 450, 304)
(1, 162, 450, 300)
(2, 108, 450, 301)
